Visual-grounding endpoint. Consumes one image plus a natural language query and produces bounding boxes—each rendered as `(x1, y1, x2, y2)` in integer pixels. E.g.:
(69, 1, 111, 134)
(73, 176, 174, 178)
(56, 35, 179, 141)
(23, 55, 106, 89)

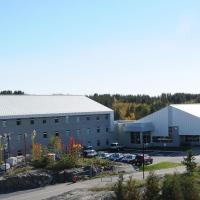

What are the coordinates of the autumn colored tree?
(67, 135, 81, 155)
(54, 136, 63, 153)
(32, 143, 42, 161)
(48, 135, 63, 153)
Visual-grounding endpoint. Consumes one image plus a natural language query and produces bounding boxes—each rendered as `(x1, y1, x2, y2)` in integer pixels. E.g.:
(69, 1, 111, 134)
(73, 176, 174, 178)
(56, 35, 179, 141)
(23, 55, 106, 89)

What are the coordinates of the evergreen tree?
(182, 150, 197, 174)
(113, 174, 126, 200)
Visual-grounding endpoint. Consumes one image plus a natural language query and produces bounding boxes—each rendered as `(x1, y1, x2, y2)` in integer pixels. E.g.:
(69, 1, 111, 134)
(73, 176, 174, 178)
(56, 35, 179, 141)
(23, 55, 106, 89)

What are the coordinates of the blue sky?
(0, 0, 200, 95)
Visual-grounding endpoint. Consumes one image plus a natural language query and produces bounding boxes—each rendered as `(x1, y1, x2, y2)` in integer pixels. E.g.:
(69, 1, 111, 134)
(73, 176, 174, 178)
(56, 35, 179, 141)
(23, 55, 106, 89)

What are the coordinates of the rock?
(0, 171, 53, 194)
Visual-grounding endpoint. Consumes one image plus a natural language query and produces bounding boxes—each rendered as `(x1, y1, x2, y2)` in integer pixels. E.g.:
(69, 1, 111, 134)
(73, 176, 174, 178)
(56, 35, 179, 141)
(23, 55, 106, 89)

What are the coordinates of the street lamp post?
(142, 136, 145, 179)
(24, 133, 27, 163)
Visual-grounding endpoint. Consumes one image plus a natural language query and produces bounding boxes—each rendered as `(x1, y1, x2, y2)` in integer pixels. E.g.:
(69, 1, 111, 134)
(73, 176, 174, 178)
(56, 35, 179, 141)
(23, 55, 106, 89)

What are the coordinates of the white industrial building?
(0, 95, 114, 155)
(116, 104, 200, 147)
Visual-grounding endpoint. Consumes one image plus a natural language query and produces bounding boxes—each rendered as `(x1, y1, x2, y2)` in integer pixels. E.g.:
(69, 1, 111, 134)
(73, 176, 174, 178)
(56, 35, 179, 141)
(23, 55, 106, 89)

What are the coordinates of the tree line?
(89, 93, 200, 120)
(0, 90, 24, 95)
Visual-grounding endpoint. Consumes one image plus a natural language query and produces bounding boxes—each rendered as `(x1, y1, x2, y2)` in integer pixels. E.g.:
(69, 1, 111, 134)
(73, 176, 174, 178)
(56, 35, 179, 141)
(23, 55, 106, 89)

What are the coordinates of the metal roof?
(0, 95, 113, 119)
(171, 104, 200, 118)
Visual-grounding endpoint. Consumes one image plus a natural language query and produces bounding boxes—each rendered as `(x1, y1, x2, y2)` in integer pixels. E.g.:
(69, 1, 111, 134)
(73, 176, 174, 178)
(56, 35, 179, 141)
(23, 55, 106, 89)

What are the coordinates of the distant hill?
(89, 93, 200, 120)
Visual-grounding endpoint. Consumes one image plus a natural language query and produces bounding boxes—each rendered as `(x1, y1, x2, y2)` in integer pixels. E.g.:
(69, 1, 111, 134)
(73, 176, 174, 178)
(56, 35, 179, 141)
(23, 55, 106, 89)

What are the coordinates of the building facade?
(0, 95, 114, 156)
(115, 104, 200, 148)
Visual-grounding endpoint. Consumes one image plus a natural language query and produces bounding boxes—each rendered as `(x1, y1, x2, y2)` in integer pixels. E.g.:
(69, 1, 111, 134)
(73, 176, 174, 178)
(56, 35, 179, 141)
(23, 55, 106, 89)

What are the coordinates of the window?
(97, 127, 100, 133)
(87, 128, 91, 134)
(106, 139, 109, 145)
(143, 132, 151, 143)
(130, 132, 140, 144)
(168, 126, 178, 138)
(30, 119, 34, 125)
(105, 115, 109, 120)
(86, 117, 90, 121)
(106, 128, 109, 133)
(55, 118, 59, 123)
(43, 132, 48, 138)
(65, 116, 69, 123)
(43, 119, 47, 124)
(96, 116, 100, 121)
(55, 132, 59, 137)
(76, 117, 80, 123)
(16, 119, 21, 126)
(97, 140, 100, 146)
(2, 120, 6, 128)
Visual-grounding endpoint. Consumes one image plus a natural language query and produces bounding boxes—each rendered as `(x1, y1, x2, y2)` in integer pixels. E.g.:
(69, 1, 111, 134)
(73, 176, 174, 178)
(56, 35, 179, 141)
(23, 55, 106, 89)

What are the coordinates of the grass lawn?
(140, 162, 183, 172)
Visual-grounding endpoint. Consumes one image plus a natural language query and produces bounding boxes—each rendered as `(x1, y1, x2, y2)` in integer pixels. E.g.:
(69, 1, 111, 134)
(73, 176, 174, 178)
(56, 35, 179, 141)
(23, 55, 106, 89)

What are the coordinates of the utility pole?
(6, 134, 10, 158)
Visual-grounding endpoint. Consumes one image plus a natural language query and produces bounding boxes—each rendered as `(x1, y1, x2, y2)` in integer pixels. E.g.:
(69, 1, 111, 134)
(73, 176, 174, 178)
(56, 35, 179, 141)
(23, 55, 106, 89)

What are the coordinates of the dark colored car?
(134, 154, 153, 166)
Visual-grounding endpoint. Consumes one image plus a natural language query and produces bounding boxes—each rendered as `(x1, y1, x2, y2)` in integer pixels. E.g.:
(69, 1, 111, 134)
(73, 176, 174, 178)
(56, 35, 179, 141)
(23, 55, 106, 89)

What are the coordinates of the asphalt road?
(0, 166, 185, 200)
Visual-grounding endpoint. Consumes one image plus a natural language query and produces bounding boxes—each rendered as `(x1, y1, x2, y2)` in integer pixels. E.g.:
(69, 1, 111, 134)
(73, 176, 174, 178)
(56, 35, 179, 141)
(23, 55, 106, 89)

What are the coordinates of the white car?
(84, 149, 97, 157)
(0, 163, 11, 171)
(110, 142, 124, 150)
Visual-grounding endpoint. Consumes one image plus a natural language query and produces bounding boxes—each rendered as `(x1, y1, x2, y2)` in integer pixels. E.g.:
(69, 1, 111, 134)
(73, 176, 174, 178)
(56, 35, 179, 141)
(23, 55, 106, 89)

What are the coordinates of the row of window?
(182, 135, 200, 142)
(1, 115, 109, 127)
(16, 127, 110, 140)
(152, 136, 173, 143)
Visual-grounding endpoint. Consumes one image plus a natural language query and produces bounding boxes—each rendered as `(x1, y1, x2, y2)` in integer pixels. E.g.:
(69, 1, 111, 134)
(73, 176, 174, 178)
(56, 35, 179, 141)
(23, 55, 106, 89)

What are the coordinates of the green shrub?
(50, 154, 78, 170)
(179, 174, 199, 200)
(143, 172, 160, 200)
(161, 173, 199, 200)
(113, 175, 141, 200)
(79, 157, 110, 168)
(125, 176, 140, 200)
(113, 174, 126, 200)
(31, 156, 52, 168)
(161, 174, 184, 200)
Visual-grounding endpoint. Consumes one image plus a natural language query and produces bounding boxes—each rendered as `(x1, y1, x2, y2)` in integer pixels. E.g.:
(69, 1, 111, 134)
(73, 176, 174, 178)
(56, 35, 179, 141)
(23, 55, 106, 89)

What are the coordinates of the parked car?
(98, 152, 113, 159)
(121, 154, 136, 164)
(110, 142, 124, 151)
(109, 153, 124, 162)
(83, 146, 97, 158)
(0, 163, 10, 171)
(6, 157, 18, 166)
(134, 154, 153, 166)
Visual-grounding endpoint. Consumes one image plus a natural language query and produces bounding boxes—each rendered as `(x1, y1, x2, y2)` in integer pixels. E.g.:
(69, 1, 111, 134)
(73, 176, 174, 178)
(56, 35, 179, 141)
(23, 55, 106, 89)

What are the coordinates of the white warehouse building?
(116, 104, 200, 148)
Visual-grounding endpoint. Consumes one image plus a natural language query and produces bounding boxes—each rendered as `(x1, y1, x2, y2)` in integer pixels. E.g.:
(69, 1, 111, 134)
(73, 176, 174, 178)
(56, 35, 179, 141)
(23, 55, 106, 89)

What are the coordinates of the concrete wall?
(0, 112, 114, 155)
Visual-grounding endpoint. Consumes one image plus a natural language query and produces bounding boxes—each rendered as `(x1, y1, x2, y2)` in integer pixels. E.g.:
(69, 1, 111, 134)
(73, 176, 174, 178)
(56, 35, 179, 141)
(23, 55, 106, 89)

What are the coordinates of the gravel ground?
(44, 189, 115, 200)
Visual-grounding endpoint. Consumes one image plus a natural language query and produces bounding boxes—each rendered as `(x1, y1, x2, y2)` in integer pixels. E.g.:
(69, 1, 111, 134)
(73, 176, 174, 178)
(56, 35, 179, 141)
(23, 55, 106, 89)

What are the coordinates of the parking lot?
(100, 147, 200, 165)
